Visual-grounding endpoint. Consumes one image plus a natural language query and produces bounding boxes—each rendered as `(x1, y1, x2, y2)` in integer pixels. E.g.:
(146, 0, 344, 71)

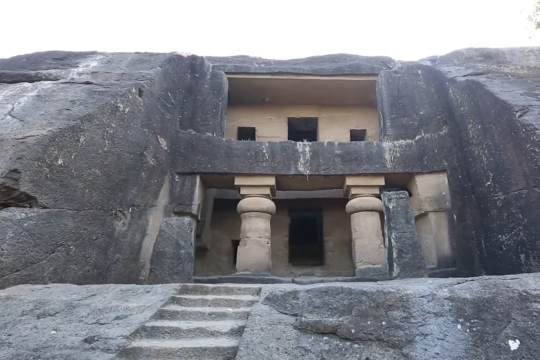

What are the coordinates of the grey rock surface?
(207, 53, 395, 74)
(376, 62, 480, 276)
(237, 273, 540, 360)
(0, 283, 177, 360)
(1, 275, 538, 360)
(382, 191, 426, 278)
(172, 132, 449, 175)
(426, 48, 540, 275)
(147, 216, 195, 284)
(0, 51, 226, 288)
(0, 208, 114, 286)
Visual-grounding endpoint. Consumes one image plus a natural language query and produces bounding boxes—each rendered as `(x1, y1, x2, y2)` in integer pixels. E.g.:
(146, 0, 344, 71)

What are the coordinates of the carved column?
(344, 176, 387, 278)
(234, 176, 276, 274)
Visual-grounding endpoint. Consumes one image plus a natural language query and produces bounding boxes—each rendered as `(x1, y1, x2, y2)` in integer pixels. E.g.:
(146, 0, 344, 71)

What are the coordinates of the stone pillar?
(408, 172, 453, 269)
(234, 176, 276, 274)
(344, 176, 387, 279)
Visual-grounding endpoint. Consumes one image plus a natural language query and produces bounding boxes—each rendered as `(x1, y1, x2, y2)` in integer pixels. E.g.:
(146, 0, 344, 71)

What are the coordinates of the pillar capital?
(234, 175, 276, 198)
(237, 196, 276, 215)
(345, 196, 383, 214)
(344, 175, 385, 199)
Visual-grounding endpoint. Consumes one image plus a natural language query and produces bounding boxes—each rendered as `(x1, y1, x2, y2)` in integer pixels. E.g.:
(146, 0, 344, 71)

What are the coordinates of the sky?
(0, 0, 538, 61)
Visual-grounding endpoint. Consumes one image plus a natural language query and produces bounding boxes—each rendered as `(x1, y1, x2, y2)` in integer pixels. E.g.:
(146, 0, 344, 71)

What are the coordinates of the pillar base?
(236, 237, 271, 273)
(354, 265, 389, 280)
(234, 272, 272, 277)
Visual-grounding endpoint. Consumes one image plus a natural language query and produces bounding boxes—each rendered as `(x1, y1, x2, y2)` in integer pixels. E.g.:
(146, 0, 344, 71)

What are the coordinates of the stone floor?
(1, 274, 539, 360)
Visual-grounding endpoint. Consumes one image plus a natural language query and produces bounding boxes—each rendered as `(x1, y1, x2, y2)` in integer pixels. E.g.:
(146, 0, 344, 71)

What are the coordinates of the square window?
(350, 129, 367, 141)
(288, 117, 318, 142)
(237, 127, 256, 141)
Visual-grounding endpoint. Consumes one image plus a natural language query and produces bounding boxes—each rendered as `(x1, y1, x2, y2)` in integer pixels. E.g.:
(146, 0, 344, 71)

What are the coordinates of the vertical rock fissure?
(138, 175, 170, 282)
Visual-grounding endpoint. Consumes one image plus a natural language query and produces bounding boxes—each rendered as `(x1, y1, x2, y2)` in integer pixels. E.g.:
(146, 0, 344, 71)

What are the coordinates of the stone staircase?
(117, 284, 261, 360)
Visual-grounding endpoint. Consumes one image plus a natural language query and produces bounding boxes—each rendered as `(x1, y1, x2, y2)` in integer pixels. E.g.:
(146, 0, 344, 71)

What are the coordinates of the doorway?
(288, 209, 324, 266)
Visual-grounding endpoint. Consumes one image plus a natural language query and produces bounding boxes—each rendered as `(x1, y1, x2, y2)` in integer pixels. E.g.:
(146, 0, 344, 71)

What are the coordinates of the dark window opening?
(288, 117, 318, 142)
(237, 127, 256, 141)
(350, 129, 367, 141)
(288, 209, 324, 266)
(232, 239, 240, 266)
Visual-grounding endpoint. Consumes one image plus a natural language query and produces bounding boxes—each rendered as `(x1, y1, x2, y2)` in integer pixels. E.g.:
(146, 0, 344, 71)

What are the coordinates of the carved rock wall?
(1, 49, 539, 287)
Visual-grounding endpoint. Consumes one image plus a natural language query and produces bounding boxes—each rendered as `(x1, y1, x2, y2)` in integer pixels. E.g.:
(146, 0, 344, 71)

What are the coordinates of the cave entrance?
(195, 175, 356, 278)
(288, 209, 324, 266)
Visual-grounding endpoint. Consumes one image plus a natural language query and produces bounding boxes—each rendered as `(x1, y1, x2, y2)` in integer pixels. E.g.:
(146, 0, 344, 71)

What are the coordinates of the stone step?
(115, 284, 260, 359)
(178, 284, 261, 296)
(131, 320, 246, 339)
(170, 294, 259, 308)
(155, 305, 251, 321)
(194, 275, 293, 284)
(118, 337, 239, 360)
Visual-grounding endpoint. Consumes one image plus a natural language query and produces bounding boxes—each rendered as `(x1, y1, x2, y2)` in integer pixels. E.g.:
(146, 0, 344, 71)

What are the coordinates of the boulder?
(0, 283, 176, 360)
(238, 274, 540, 360)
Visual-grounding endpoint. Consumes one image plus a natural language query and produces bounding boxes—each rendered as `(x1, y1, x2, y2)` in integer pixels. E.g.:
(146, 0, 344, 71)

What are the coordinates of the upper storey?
(225, 74, 379, 142)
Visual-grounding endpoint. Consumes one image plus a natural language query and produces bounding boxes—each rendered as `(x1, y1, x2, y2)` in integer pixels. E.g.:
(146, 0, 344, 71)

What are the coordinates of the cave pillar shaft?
(345, 176, 387, 278)
(234, 176, 276, 274)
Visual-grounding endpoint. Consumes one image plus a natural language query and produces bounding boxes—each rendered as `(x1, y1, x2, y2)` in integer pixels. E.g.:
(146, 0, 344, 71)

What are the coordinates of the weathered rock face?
(147, 216, 195, 284)
(376, 48, 540, 275)
(0, 51, 226, 288)
(381, 190, 426, 278)
(426, 48, 540, 274)
(0, 283, 176, 360)
(375, 62, 482, 275)
(237, 274, 540, 360)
